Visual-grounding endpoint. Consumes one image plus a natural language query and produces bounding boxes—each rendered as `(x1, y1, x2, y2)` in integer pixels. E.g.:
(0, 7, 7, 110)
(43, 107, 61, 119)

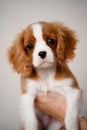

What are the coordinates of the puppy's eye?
(27, 43, 34, 50)
(47, 38, 56, 45)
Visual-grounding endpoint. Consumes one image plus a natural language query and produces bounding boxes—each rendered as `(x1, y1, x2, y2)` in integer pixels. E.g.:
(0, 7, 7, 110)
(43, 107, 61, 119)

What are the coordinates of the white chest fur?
(26, 66, 74, 96)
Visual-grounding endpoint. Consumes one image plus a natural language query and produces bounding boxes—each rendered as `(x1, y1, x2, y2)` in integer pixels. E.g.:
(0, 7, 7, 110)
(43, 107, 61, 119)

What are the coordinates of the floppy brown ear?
(8, 31, 32, 76)
(57, 25, 78, 64)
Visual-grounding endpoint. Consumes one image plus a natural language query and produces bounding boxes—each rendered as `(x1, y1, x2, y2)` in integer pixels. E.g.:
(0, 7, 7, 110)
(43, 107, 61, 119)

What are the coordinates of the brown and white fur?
(8, 21, 81, 130)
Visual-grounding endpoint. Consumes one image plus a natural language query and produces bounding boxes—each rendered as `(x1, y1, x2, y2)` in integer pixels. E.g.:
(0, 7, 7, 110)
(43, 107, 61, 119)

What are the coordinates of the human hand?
(35, 92, 87, 130)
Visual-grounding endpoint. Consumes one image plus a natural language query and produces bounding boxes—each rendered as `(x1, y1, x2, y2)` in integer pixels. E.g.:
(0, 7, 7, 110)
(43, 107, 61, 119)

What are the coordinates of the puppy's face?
(25, 22, 58, 68)
(8, 21, 77, 76)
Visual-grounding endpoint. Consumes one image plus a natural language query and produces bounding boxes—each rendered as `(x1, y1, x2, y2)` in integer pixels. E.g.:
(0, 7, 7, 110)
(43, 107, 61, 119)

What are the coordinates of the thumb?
(36, 92, 47, 103)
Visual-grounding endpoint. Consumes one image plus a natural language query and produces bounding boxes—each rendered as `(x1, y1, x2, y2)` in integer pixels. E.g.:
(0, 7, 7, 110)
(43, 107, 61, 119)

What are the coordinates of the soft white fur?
(20, 23, 81, 130)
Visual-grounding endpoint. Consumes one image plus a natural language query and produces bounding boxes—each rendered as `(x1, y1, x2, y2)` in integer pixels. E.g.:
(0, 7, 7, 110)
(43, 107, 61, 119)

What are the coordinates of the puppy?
(8, 21, 81, 130)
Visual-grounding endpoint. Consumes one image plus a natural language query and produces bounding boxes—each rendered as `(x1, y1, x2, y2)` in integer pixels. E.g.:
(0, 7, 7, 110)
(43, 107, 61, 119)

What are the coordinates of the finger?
(36, 92, 47, 103)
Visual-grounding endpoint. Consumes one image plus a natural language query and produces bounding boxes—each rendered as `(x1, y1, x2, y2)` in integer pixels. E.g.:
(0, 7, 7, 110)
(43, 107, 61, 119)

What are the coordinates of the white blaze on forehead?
(31, 23, 46, 52)
(31, 23, 54, 68)
(32, 23, 42, 40)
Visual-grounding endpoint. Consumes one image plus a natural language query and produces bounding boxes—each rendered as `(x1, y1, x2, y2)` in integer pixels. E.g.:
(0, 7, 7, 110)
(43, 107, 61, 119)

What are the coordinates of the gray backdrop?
(0, 0, 87, 130)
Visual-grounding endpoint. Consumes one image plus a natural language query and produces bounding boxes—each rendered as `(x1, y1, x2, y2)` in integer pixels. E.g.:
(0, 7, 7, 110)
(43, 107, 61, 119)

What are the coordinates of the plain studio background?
(0, 0, 87, 130)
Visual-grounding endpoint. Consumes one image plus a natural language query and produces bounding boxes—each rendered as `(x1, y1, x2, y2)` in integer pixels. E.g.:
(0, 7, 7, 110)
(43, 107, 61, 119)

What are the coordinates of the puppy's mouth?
(38, 61, 53, 68)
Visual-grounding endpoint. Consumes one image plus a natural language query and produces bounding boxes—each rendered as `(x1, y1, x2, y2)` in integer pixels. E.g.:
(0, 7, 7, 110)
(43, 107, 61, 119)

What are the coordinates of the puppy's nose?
(38, 51, 47, 59)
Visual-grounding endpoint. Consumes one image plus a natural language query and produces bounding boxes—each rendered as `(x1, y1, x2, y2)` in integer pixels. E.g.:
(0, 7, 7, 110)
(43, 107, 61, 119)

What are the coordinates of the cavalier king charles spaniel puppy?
(8, 21, 81, 130)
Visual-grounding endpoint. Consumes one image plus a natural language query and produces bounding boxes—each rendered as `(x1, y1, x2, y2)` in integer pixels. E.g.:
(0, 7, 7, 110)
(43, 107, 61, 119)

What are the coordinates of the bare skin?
(35, 92, 87, 130)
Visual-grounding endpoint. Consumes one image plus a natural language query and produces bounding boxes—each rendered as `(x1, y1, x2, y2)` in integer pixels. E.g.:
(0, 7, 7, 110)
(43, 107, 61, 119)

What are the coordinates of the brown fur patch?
(29, 67, 40, 80)
(55, 63, 79, 89)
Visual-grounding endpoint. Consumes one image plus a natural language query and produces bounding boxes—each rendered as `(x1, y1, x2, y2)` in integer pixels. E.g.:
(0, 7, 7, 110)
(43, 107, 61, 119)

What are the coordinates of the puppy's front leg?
(65, 89, 81, 130)
(21, 93, 38, 130)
